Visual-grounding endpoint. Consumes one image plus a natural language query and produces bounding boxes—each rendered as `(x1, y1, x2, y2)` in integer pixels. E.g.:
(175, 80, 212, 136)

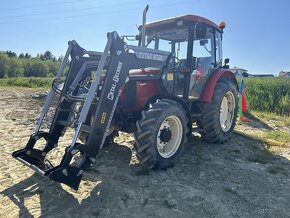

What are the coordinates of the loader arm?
(12, 32, 170, 190)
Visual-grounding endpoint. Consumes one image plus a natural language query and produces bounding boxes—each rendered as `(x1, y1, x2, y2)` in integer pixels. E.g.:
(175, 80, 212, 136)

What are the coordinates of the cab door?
(189, 26, 221, 99)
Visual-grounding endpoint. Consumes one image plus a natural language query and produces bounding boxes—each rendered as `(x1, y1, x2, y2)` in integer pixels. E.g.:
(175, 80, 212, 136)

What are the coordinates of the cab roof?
(140, 14, 220, 32)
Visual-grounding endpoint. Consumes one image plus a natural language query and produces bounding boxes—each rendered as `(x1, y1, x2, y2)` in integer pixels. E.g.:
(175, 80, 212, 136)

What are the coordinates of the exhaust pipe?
(141, 4, 149, 47)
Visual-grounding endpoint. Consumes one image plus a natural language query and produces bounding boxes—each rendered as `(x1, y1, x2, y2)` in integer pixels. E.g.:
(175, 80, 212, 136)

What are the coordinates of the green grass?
(224, 187, 239, 196)
(247, 149, 275, 164)
(245, 111, 290, 144)
(266, 165, 289, 176)
(134, 168, 151, 176)
(252, 111, 290, 127)
(162, 199, 177, 209)
(0, 77, 53, 88)
(266, 131, 290, 143)
(253, 130, 290, 145)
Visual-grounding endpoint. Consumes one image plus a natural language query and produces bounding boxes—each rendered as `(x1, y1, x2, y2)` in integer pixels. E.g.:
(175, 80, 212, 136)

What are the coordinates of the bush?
(0, 77, 53, 88)
(0, 54, 24, 78)
(23, 59, 50, 77)
(0, 51, 63, 78)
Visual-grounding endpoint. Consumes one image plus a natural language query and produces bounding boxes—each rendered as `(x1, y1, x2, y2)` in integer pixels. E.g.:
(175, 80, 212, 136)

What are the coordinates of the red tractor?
(13, 7, 238, 190)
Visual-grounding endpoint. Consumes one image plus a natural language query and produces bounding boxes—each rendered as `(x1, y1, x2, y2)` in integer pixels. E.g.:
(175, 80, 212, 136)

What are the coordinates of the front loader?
(13, 10, 238, 190)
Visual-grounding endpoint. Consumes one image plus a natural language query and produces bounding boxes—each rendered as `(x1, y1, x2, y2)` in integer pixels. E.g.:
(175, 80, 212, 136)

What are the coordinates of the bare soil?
(1, 88, 290, 218)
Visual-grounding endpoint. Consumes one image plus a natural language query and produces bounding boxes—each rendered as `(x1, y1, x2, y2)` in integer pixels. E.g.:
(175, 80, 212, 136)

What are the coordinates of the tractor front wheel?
(134, 99, 189, 169)
(79, 126, 118, 145)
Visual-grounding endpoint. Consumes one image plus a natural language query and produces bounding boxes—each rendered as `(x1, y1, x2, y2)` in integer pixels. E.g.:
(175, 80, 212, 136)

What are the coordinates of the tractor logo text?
(137, 52, 165, 61)
(107, 61, 123, 101)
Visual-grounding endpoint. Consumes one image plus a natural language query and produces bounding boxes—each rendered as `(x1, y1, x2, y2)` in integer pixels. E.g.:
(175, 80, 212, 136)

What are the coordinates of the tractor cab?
(140, 15, 225, 99)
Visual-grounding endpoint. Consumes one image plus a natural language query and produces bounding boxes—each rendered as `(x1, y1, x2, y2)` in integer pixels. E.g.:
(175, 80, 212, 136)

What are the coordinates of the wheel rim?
(220, 91, 235, 132)
(157, 115, 183, 158)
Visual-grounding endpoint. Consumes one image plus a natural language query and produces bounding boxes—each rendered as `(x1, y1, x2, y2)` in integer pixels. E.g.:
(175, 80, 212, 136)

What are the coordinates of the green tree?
(6, 51, 17, 58)
(29, 59, 49, 77)
(0, 54, 9, 78)
(43, 51, 53, 60)
(45, 60, 60, 76)
(58, 55, 64, 62)
(19, 53, 25, 59)
(24, 53, 31, 59)
(22, 59, 32, 77)
(7, 58, 24, 77)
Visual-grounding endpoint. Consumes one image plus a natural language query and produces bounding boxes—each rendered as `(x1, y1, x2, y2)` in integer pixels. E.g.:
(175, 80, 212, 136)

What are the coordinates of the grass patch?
(266, 131, 290, 143)
(267, 165, 289, 176)
(224, 187, 239, 196)
(243, 111, 290, 144)
(253, 130, 290, 145)
(232, 149, 241, 154)
(247, 150, 274, 164)
(252, 111, 290, 128)
(0, 77, 54, 88)
(162, 199, 177, 209)
(134, 168, 151, 176)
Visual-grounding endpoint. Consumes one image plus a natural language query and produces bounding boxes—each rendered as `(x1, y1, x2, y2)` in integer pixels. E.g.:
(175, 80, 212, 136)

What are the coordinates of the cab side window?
(193, 27, 215, 73)
(215, 31, 222, 66)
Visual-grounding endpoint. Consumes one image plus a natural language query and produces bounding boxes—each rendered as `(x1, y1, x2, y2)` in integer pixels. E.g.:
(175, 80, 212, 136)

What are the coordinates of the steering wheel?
(172, 56, 180, 67)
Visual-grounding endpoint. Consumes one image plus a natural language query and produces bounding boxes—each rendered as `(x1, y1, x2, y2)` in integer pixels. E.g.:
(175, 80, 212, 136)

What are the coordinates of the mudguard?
(199, 68, 237, 102)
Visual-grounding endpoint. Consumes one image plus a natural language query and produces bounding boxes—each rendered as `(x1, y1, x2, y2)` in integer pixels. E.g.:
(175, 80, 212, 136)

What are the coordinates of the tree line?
(0, 50, 63, 78)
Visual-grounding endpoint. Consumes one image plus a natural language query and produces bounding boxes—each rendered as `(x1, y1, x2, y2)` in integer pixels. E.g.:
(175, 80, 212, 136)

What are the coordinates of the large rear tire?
(134, 99, 189, 169)
(197, 78, 238, 143)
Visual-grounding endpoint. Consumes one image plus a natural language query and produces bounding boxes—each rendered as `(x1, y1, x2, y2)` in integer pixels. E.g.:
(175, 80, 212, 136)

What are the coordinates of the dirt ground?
(1, 88, 290, 218)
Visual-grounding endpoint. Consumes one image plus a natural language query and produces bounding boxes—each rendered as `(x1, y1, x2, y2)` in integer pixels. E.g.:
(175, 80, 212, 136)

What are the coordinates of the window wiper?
(145, 34, 157, 47)
(203, 45, 211, 54)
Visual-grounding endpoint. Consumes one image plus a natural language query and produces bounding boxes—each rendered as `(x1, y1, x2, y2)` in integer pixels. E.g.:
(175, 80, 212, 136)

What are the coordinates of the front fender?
(199, 69, 237, 102)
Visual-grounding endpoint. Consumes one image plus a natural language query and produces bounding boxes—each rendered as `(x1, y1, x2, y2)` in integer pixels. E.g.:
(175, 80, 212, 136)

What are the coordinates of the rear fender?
(199, 69, 237, 102)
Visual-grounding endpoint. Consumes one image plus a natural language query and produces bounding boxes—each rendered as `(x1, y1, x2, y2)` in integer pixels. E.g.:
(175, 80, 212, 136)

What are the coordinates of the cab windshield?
(145, 26, 188, 60)
(145, 24, 222, 68)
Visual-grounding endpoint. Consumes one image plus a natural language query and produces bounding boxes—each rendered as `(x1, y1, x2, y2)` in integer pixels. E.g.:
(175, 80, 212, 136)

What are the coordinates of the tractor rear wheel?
(134, 99, 189, 169)
(197, 78, 238, 143)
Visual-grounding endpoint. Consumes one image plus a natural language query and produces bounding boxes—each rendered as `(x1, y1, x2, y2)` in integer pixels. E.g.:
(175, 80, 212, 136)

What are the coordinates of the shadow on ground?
(243, 112, 274, 130)
(2, 135, 290, 217)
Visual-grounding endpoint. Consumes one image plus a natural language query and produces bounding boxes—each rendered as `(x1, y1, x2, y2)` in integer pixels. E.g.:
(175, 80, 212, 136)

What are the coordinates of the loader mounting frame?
(12, 31, 170, 190)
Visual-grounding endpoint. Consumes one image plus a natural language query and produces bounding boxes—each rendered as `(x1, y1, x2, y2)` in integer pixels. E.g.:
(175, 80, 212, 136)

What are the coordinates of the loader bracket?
(12, 131, 90, 190)
(12, 131, 57, 174)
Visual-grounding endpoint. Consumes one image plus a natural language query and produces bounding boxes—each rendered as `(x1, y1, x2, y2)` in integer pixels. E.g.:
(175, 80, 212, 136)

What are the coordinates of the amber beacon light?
(219, 21, 226, 32)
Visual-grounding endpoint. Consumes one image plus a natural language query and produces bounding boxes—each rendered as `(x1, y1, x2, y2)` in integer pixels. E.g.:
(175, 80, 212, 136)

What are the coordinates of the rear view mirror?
(199, 39, 208, 46)
(195, 22, 207, 39)
(224, 58, 229, 65)
(135, 35, 141, 40)
(223, 58, 230, 69)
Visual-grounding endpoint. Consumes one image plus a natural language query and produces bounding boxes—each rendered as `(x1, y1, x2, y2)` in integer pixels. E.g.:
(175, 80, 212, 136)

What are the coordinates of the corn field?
(239, 78, 290, 115)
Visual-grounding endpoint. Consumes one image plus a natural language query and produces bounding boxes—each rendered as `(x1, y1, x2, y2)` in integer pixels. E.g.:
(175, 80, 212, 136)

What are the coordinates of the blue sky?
(0, 0, 289, 75)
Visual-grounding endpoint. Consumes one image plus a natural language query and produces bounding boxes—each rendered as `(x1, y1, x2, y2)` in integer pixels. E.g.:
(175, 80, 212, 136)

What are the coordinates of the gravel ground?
(1, 88, 290, 218)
